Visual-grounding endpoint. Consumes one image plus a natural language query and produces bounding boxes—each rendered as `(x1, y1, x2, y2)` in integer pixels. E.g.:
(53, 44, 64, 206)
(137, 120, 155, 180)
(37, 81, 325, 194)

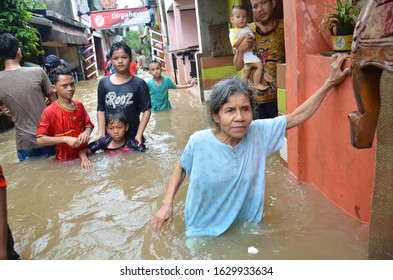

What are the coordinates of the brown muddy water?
(0, 76, 369, 260)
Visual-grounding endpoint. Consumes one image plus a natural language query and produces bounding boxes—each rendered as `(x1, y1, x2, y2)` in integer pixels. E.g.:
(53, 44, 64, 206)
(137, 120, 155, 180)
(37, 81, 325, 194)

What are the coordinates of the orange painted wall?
(284, 0, 375, 222)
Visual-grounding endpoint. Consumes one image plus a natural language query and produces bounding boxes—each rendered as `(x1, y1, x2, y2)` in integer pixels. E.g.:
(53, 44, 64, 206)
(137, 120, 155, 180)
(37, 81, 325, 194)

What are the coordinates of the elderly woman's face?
(213, 92, 253, 142)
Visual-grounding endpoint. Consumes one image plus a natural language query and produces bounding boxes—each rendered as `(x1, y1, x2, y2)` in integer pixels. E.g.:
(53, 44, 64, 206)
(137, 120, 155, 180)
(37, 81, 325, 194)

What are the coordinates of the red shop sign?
(90, 7, 150, 29)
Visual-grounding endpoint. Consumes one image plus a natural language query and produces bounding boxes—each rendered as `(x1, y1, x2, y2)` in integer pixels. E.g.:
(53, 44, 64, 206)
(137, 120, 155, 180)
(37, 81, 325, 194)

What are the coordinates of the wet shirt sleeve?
(88, 136, 111, 153)
(126, 138, 146, 152)
(137, 79, 151, 112)
(97, 78, 107, 112)
(252, 115, 287, 156)
(78, 102, 94, 130)
(229, 28, 239, 47)
(36, 107, 52, 137)
(180, 134, 195, 176)
(165, 77, 176, 90)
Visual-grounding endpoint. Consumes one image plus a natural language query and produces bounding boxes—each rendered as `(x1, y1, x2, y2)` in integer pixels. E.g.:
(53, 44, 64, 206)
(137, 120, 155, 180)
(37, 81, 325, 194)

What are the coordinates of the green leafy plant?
(0, 0, 46, 59)
(125, 27, 151, 59)
(321, 0, 364, 31)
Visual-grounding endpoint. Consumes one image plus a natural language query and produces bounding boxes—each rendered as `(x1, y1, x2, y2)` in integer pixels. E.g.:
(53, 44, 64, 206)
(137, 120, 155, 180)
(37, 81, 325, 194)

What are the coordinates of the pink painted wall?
(284, 0, 375, 222)
(166, 10, 198, 51)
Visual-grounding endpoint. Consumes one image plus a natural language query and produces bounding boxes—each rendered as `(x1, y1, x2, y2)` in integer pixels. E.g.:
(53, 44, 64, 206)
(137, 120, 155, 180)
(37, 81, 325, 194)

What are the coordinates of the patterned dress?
(253, 20, 285, 104)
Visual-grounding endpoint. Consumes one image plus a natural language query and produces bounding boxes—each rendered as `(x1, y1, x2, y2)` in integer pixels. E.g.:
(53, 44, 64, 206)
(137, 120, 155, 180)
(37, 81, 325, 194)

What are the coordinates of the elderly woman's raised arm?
(286, 54, 350, 130)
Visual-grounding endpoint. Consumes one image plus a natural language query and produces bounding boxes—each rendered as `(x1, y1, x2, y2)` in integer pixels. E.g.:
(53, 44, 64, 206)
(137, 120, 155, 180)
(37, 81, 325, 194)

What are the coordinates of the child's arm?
(97, 111, 106, 139)
(37, 135, 82, 148)
(233, 36, 254, 71)
(135, 109, 151, 146)
(127, 138, 147, 152)
(78, 127, 93, 144)
(79, 137, 107, 169)
(175, 77, 197, 89)
(78, 103, 94, 143)
(79, 148, 92, 169)
(232, 34, 249, 48)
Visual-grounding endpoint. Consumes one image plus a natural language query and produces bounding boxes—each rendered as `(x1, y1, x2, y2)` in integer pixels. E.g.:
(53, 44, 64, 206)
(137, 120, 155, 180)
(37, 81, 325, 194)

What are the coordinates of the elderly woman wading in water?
(151, 54, 350, 237)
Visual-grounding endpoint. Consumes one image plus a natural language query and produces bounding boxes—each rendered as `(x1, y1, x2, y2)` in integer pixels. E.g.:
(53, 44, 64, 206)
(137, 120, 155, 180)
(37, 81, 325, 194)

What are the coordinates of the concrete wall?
(196, 0, 230, 56)
(194, 0, 238, 95)
(284, 0, 375, 222)
(43, 0, 75, 19)
(165, 5, 198, 84)
(58, 46, 80, 69)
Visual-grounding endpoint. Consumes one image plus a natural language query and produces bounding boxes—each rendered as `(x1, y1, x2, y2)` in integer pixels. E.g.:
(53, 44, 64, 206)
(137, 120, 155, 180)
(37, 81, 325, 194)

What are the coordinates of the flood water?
(0, 75, 369, 260)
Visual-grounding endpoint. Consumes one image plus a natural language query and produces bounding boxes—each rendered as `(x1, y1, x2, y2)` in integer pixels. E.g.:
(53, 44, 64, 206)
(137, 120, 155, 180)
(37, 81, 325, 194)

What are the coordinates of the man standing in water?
(233, 0, 285, 119)
(136, 50, 149, 71)
(0, 32, 56, 161)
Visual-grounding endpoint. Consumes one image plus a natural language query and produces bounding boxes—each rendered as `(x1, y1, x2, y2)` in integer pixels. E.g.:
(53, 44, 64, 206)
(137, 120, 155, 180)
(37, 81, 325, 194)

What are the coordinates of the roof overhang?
(32, 9, 89, 46)
(30, 14, 52, 27)
(47, 21, 89, 45)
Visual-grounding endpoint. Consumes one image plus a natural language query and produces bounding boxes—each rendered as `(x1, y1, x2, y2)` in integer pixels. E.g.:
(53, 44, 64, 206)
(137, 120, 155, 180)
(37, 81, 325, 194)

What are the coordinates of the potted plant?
(321, 0, 364, 52)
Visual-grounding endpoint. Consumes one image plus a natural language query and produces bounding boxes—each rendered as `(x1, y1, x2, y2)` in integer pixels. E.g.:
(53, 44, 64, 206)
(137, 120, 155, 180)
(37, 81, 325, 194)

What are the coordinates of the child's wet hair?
(109, 41, 132, 59)
(48, 66, 73, 84)
(149, 59, 161, 68)
(105, 112, 128, 126)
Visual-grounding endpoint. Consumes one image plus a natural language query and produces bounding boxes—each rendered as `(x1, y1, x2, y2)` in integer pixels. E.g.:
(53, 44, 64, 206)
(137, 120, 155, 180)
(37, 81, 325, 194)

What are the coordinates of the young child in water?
(147, 60, 197, 112)
(79, 112, 146, 169)
(229, 5, 268, 91)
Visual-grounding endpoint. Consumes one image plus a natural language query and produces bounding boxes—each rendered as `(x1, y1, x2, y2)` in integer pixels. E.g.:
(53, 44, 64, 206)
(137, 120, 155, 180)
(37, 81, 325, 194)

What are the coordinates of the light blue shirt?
(180, 116, 287, 236)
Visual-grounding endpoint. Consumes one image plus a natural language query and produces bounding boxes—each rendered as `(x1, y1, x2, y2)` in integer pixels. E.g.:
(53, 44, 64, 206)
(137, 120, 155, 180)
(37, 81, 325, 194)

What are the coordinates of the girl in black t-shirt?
(96, 41, 151, 146)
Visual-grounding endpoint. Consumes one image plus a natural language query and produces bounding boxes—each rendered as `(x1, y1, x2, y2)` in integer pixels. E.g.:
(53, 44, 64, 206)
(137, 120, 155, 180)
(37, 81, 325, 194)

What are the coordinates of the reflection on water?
(0, 78, 369, 260)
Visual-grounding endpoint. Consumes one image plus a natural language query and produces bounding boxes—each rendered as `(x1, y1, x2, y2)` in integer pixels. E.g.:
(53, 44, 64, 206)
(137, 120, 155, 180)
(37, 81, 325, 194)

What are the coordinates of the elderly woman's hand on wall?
(326, 53, 350, 87)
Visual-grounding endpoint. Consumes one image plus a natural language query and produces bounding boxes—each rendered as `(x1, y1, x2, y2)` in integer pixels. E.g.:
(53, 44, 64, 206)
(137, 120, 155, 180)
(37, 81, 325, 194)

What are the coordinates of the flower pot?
(330, 26, 355, 52)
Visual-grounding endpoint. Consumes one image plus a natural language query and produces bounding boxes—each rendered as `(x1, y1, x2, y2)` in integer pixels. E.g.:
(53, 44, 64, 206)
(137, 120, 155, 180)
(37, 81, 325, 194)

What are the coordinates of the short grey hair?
(208, 76, 255, 124)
